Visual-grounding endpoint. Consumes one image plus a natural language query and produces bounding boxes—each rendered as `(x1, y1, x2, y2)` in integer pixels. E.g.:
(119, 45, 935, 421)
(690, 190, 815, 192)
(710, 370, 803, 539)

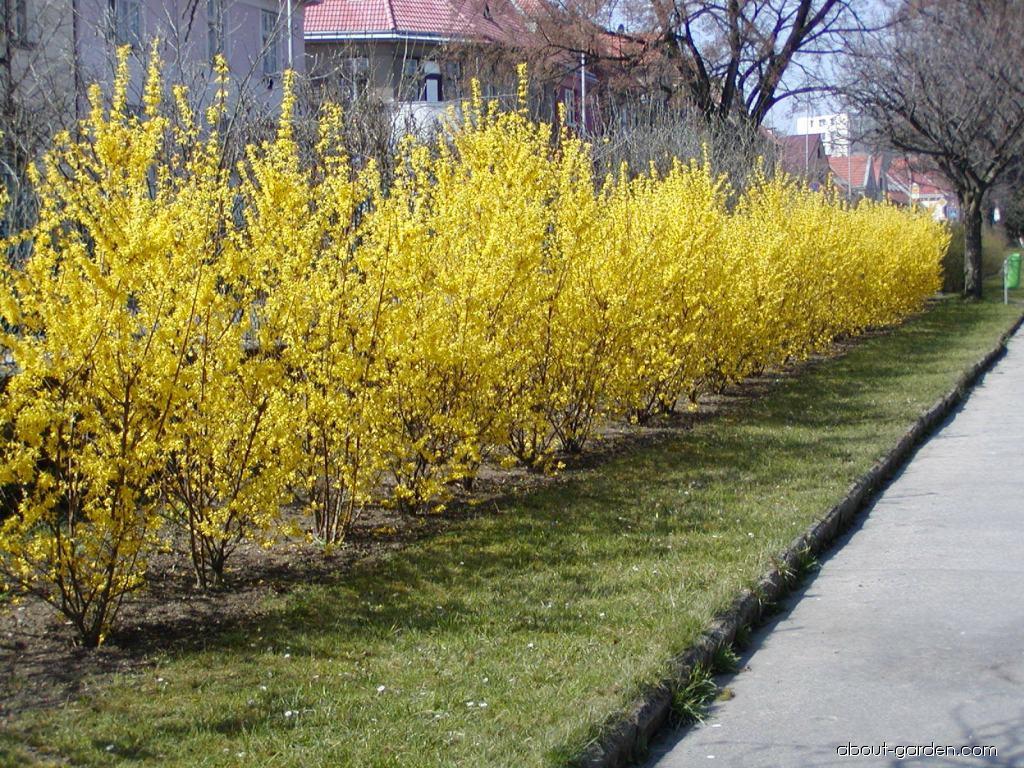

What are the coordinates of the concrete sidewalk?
(645, 334, 1024, 768)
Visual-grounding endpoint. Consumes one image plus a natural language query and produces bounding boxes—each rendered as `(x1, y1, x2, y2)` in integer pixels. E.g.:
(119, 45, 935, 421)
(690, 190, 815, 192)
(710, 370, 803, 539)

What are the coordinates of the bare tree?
(841, 0, 1024, 299)
(532, 0, 876, 126)
(1, 0, 77, 249)
(591, 96, 779, 194)
(0, 0, 307, 237)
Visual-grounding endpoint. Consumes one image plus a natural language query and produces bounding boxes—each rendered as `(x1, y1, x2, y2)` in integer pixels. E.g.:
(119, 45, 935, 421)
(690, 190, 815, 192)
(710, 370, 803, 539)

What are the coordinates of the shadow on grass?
(136, 300, 1002, 654)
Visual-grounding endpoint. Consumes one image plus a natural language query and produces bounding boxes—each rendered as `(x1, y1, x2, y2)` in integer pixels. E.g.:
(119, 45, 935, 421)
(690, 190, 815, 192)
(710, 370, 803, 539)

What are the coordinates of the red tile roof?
(305, 0, 526, 41)
(885, 157, 953, 197)
(305, 0, 394, 35)
(593, 28, 652, 59)
(828, 154, 872, 189)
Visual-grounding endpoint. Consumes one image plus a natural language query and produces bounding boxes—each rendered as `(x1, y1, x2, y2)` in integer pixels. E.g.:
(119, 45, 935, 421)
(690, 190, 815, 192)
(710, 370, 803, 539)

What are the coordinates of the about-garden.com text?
(837, 742, 998, 760)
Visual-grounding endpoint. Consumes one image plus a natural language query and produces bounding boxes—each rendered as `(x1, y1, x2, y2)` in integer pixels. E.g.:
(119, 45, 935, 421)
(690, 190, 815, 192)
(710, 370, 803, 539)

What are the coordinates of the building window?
(207, 0, 224, 61)
(563, 88, 577, 127)
(422, 73, 441, 102)
(110, 0, 142, 45)
(444, 60, 461, 98)
(12, 0, 29, 44)
(397, 59, 443, 102)
(342, 56, 369, 99)
(261, 8, 279, 78)
(398, 57, 419, 100)
(421, 61, 441, 102)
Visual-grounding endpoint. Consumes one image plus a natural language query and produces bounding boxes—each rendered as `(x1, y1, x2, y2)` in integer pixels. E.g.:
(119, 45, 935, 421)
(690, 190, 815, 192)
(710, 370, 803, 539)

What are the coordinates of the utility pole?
(804, 99, 810, 173)
(848, 149, 852, 201)
(580, 52, 586, 135)
(286, 0, 293, 68)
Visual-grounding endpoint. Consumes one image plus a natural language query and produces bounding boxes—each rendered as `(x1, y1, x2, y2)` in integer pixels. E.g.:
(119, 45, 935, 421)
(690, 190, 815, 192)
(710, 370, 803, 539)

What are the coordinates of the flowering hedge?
(0, 55, 945, 645)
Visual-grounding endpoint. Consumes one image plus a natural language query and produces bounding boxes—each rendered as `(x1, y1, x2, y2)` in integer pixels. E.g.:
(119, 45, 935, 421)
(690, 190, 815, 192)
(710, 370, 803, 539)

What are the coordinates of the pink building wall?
(71, 0, 304, 108)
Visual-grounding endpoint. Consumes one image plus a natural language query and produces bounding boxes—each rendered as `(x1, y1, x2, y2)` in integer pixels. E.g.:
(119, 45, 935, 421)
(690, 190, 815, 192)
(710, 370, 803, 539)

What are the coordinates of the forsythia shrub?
(508, 130, 606, 463)
(361, 76, 558, 507)
(157, 65, 297, 590)
(603, 159, 730, 421)
(246, 81, 392, 546)
(0, 55, 202, 644)
(0, 52, 945, 645)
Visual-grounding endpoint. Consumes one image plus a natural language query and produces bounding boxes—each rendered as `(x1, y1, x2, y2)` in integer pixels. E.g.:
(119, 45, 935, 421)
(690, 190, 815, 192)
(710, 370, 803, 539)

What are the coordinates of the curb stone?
(574, 309, 1024, 768)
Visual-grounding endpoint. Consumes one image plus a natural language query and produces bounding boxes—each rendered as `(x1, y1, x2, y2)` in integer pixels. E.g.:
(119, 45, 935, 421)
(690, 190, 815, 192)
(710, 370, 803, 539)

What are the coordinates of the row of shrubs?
(0, 54, 946, 646)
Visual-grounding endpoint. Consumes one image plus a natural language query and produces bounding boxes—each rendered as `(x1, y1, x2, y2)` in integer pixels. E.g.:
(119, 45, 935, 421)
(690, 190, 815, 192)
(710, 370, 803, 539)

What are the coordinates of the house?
(0, 0, 307, 247)
(885, 157, 959, 221)
(1, 0, 306, 229)
(87, 0, 305, 103)
(779, 133, 831, 189)
(303, 0, 599, 134)
(1, 0, 304, 119)
(1, 0, 78, 139)
(827, 153, 888, 201)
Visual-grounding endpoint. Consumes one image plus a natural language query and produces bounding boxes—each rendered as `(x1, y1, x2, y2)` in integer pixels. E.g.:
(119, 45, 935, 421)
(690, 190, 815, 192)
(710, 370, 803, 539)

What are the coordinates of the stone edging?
(575, 309, 1024, 768)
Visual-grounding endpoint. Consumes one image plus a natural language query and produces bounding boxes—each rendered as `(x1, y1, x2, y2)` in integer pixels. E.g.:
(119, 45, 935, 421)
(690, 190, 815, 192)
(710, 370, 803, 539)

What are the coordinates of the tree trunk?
(962, 190, 984, 300)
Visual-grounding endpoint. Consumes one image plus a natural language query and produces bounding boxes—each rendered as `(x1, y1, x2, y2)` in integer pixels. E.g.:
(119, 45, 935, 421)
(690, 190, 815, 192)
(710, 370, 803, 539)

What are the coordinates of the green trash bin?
(1007, 253, 1022, 290)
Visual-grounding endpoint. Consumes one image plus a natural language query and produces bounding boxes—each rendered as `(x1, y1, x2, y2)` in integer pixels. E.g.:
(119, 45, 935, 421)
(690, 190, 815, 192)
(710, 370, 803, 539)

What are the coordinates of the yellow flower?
(0, 56, 945, 645)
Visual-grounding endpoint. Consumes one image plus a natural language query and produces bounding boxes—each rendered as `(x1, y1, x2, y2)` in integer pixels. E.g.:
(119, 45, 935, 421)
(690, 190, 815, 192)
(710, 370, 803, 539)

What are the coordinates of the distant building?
(827, 153, 888, 201)
(778, 133, 831, 189)
(1, 0, 304, 112)
(795, 112, 868, 157)
(885, 157, 959, 221)
(303, 0, 599, 136)
(1, 0, 304, 233)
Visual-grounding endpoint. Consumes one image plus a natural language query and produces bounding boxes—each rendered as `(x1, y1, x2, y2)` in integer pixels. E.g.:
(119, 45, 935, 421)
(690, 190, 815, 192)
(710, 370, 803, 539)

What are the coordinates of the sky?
(599, 0, 891, 134)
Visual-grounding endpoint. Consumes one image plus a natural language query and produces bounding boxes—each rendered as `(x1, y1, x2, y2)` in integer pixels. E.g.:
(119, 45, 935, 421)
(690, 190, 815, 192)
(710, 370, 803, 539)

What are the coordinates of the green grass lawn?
(2, 296, 1022, 768)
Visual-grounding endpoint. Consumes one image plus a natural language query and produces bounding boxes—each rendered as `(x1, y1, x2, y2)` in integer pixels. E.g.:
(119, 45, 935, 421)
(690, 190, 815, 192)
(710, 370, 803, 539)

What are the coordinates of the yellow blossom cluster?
(0, 54, 944, 645)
